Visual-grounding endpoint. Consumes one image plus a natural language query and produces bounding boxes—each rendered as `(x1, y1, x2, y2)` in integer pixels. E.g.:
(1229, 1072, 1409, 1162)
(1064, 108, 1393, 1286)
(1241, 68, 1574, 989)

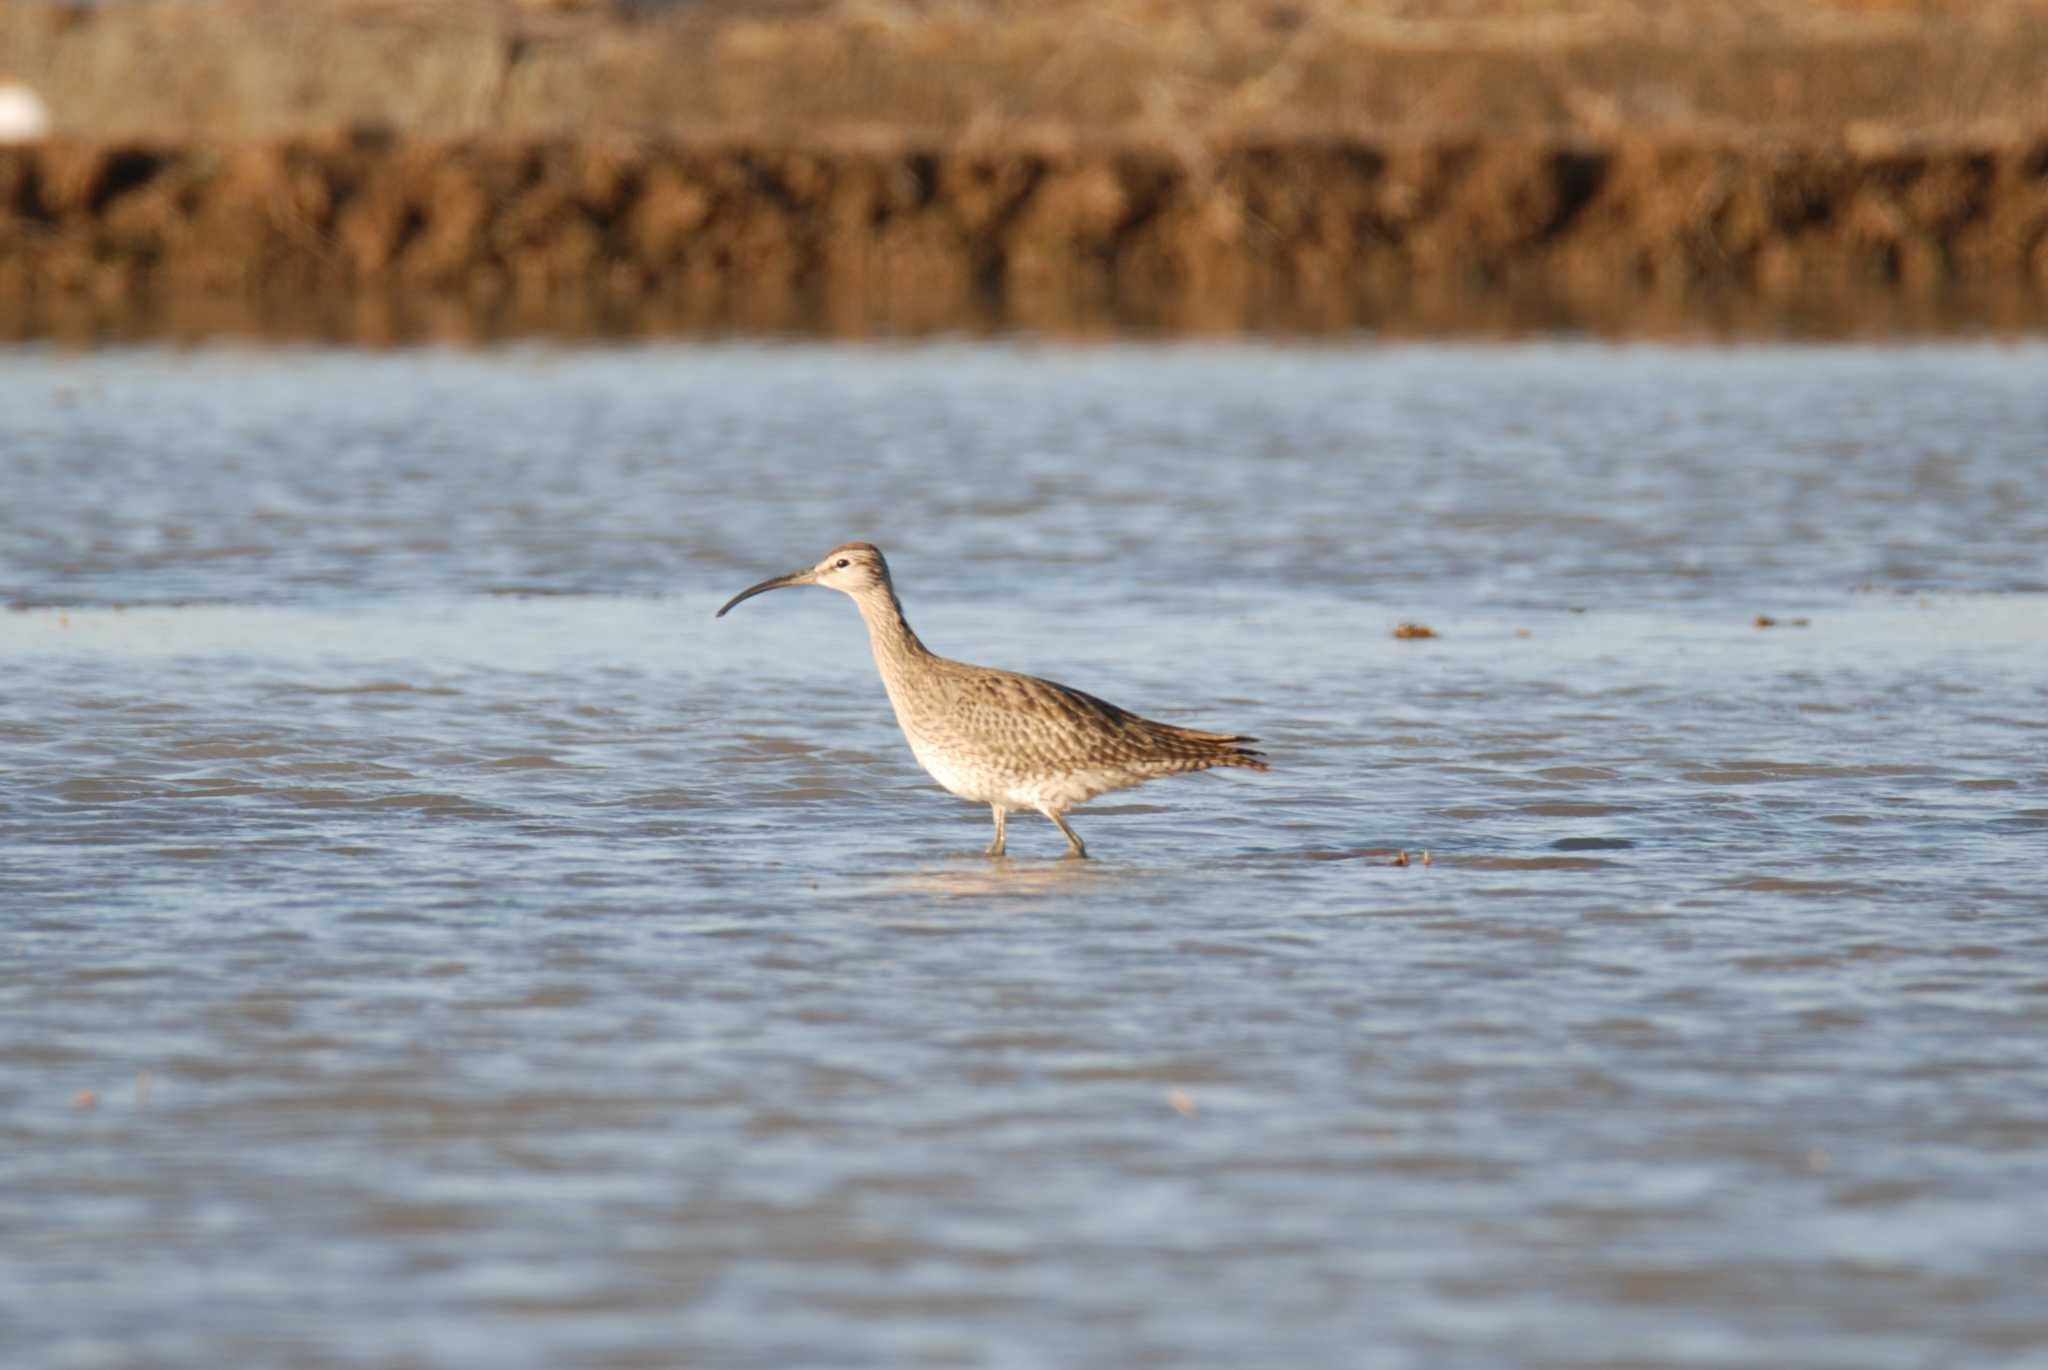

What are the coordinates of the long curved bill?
(715, 568, 816, 618)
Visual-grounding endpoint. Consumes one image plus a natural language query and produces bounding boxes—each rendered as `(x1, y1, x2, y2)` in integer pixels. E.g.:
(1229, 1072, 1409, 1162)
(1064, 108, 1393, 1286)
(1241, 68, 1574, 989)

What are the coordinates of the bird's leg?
(1043, 808, 1088, 859)
(985, 804, 1007, 858)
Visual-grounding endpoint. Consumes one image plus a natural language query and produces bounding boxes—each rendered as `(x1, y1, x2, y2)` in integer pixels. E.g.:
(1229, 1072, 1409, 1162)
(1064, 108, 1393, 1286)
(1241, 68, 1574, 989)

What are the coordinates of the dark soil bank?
(5, 134, 2047, 340)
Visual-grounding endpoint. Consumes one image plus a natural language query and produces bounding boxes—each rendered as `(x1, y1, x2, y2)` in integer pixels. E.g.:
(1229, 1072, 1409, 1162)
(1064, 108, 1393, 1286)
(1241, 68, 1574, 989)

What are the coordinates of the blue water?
(4, 342, 2046, 1369)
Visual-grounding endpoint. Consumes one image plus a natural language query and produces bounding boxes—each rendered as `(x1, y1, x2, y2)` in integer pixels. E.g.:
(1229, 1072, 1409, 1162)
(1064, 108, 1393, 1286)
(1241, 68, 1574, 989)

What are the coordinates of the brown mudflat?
(5, 131, 2047, 343)
(4, 1, 2048, 340)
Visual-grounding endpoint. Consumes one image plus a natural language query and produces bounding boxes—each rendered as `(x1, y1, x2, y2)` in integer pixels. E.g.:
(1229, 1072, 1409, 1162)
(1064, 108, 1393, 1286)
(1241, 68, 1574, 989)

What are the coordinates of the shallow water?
(4, 342, 2046, 1369)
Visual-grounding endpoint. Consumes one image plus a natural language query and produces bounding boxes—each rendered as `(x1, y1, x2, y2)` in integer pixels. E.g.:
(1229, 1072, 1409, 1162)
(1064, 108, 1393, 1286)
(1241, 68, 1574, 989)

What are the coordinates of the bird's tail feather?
(1147, 722, 1270, 772)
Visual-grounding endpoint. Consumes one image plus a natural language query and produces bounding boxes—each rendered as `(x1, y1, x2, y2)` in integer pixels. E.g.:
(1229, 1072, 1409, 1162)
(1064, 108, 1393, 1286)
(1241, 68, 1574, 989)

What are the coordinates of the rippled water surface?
(4, 342, 2047, 1369)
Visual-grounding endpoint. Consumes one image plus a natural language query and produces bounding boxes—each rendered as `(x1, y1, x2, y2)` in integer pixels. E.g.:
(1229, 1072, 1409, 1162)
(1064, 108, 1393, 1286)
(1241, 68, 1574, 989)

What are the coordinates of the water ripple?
(3, 343, 2046, 1370)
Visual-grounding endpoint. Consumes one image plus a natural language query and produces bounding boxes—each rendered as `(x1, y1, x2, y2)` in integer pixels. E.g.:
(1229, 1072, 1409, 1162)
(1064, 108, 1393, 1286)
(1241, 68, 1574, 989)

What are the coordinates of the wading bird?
(716, 543, 1267, 857)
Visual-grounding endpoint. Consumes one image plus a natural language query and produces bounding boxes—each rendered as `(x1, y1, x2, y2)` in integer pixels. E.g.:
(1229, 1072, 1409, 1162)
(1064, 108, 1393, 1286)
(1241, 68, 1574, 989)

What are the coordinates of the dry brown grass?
(5, 0, 2048, 142)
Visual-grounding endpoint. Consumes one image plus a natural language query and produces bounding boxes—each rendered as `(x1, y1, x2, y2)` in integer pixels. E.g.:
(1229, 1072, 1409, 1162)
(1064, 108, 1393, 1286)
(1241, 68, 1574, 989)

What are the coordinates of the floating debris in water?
(1754, 614, 1811, 629)
(1392, 622, 1438, 640)
(0, 84, 51, 144)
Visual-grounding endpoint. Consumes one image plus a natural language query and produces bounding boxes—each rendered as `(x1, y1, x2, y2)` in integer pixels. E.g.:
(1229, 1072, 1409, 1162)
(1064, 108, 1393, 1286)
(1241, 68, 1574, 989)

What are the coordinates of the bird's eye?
(835, 559, 850, 569)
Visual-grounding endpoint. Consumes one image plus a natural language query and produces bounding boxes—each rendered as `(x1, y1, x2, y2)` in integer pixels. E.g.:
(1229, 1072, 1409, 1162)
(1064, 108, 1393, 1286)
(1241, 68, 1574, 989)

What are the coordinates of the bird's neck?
(852, 584, 932, 669)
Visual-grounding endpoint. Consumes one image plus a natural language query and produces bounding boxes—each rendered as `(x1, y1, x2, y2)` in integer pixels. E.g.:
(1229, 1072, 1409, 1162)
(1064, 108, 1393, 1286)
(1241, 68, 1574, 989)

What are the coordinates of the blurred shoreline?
(6, 133, 2045, 343)
(5, 1, 2048, 341)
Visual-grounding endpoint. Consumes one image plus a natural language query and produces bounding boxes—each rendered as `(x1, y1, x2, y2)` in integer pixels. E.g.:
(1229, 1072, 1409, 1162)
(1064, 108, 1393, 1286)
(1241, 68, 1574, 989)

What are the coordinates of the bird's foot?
(1042, 810, 1087, 859)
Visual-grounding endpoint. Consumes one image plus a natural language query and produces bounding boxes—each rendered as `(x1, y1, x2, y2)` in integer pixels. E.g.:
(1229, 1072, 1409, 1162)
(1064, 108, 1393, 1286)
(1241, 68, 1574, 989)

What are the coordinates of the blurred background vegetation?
(5, 0, 2047, 142)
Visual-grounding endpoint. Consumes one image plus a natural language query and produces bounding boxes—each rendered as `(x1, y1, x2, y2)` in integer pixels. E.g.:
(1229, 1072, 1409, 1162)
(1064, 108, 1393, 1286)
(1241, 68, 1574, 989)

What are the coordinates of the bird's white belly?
(903, 732, 1004, 804)
(902, 730, 1135, 811)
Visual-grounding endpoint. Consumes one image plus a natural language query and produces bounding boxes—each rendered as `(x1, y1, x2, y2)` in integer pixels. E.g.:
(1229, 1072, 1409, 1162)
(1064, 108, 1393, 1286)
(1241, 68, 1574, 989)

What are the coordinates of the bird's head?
(716, 542, 893, 617)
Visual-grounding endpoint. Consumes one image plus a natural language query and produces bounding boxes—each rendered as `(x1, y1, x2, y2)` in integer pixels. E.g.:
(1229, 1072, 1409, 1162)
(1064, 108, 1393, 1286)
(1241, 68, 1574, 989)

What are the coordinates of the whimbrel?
(716, 543, 1267, 857)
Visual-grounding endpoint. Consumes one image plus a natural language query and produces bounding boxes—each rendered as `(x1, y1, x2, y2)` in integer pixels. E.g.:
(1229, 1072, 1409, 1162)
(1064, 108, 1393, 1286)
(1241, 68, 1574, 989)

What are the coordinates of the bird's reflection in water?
(871, 854, 1111, 903)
